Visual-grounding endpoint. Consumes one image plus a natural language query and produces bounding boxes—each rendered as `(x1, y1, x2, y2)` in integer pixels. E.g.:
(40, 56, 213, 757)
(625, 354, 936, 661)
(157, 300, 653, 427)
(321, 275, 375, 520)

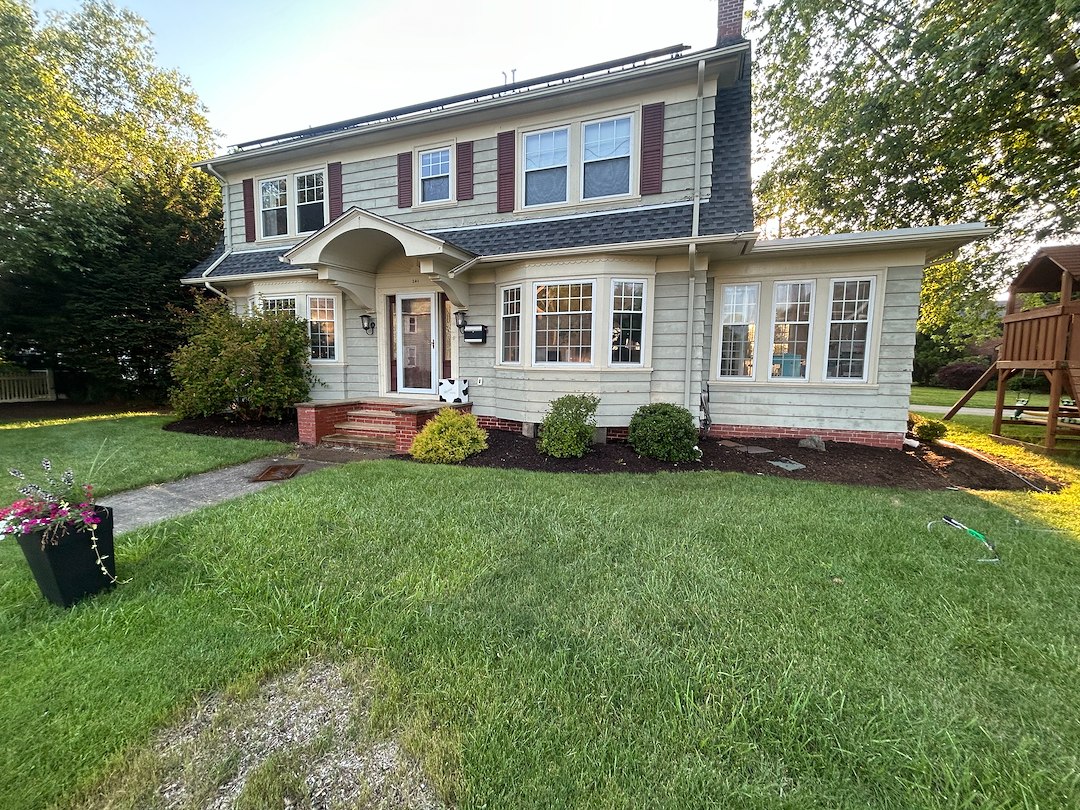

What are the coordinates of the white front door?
(396, 293, 438, 394)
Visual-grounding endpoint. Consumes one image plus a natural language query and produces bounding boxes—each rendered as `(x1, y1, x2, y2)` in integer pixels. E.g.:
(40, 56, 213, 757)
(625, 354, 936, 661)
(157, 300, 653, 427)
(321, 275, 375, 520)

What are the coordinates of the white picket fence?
(0, 369, 56, 403)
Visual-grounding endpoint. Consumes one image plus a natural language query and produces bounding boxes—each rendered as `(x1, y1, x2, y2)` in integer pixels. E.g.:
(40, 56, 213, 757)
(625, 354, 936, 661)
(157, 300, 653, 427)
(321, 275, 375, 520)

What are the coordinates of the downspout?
(202, 161, 232, 300)
(685, 58, 706, 412)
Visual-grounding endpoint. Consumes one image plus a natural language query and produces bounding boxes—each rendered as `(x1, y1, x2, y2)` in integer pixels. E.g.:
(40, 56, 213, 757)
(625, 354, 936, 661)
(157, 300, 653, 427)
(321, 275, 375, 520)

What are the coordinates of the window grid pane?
(262, 297, 296, 318)
(719, 284, 757, 377)
(525, 129, 568, 205)
(534, 282, 593, 363)
(827, 279, 872, 379)
(611, 280, 644, 364)
(771, 282, 813, 379)
(420, 149, 451, 202)
(308, 296, 336, 361)
(501, 287, 521, 363)
(260, 178, 287, 237)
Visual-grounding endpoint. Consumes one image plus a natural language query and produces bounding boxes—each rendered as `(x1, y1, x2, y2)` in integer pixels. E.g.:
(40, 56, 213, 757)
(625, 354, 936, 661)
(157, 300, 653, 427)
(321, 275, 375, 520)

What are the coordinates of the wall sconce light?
(454, 310, 468, 331)
(360, 313, 376, 335)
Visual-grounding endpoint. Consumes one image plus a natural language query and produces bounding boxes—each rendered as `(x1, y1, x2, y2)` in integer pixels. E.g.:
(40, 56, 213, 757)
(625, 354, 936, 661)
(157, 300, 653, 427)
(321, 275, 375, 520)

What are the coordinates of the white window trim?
(580, 113, 635, 202)
(768, 279, 815, 382)
(499, 284, 523, 366)
(256, 167, 329, 240)
(716, 281, 760, 380)
(415, 143, 455, 207)
(531, 278, 597, 367)
(608, 277, 647, 367)
(823, 275, 876, 383)
(257, 292, 343, 364)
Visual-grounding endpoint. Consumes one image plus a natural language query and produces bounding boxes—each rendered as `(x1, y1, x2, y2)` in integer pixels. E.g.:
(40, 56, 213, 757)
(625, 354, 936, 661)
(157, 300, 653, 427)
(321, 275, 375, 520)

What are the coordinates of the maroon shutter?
(242, 178, 256, 241)
(640, 102, 665, 196)
(397, 152, 413, 208)
(496, 130, 515, 213)
(327, 162, 343, 220)
(456, 141, 474, 201)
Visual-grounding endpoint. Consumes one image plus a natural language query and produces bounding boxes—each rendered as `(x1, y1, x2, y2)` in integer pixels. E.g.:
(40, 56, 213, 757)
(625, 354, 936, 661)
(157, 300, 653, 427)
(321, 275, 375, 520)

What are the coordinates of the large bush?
(628, 403, 699, 462)
(934, 360, 990, 391)
(169, 297, 315, 421)
(410, 408, 488, 464)
(538, 394, 600, 458)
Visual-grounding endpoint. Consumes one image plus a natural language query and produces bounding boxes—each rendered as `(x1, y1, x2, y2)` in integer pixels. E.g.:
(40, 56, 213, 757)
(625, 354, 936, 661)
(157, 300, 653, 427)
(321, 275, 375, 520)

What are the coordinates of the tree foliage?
(750, 0, 1079, 361)
(0, 0, 220, 400)
(752, 0, 1080, 241)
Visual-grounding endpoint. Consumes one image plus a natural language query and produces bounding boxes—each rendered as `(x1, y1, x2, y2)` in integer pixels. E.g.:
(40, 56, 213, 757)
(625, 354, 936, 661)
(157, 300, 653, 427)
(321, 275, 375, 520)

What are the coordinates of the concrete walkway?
(100, 447, 388, 534)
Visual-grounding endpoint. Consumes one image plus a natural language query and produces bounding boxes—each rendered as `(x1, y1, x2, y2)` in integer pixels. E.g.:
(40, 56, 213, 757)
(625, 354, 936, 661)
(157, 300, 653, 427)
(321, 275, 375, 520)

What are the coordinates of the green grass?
(909, 385, 1051, 410)
(2, 460, 1078, 808)
(0, 413, 290, 498)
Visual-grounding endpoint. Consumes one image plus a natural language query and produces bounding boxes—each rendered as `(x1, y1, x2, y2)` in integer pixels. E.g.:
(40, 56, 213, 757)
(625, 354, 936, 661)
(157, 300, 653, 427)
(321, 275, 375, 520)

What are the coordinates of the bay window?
(534, 281, 593, 363)
(501, 286, 522, 363)
(610, 279, 644, 364)
(260, 294, 338, 362)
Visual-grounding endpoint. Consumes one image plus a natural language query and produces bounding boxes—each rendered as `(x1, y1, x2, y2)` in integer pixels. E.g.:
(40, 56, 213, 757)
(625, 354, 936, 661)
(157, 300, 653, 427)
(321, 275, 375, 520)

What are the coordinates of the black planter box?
(16, 506, 116, 608)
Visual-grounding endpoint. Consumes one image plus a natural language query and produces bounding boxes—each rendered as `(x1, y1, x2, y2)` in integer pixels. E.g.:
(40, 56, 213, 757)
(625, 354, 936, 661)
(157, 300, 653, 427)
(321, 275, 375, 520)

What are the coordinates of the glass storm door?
(396, 293, 438, 394)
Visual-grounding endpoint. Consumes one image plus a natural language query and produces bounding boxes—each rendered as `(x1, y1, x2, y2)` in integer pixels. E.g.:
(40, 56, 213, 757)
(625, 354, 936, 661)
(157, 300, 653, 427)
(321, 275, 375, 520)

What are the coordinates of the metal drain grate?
(251, 463, 304, 482)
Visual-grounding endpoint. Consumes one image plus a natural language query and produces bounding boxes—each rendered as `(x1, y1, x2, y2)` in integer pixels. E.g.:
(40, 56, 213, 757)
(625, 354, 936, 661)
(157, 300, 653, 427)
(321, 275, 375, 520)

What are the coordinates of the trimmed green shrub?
(538, 394, 600, 458)
(410, 408, 488, 464)
(909, 412, 948, 443)
(169, 297, 316, 421)
(628, 402, 699, 461)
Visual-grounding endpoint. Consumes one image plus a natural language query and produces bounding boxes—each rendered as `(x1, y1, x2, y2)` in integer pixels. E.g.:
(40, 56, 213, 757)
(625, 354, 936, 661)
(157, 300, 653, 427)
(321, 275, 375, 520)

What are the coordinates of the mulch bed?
(161, 412, 1059, 493)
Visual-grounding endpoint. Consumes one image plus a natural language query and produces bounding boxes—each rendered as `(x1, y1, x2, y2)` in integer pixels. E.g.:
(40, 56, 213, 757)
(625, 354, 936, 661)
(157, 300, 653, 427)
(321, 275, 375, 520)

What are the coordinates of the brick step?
(334, 420, 395, 434)
(320, 433, 395, 450)
(346, 408, 400, 420)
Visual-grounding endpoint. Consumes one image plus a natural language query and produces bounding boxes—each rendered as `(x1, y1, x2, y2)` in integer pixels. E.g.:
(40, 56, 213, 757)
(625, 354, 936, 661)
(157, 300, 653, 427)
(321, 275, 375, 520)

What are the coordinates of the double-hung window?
(259, 179, 288, 238)
(583, 116, 632, 199)
(295, 171, 326, 232)
(826, 278, 873, 380)
(770, 281, 813, 379)
(610, 280, 644, 365)
(524, 127, 569, 206)
(260, 295, 338, 362)
(259, 170, 327, 238)
(534, 281, 593, 363)
(501, 286, 522, 363)
(419, 148, 451, 203)
(718, 283, 758, 378)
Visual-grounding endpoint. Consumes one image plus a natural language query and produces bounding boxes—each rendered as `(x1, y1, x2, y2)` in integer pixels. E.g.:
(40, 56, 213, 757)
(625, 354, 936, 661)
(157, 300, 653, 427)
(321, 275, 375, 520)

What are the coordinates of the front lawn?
(2, 460, 1077, 808)
(0, 413, 291, 499)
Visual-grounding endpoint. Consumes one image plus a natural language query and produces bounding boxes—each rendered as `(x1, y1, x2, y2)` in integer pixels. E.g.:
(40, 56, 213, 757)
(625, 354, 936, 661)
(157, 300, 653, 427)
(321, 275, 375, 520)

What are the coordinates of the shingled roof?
(1011, 245, 1080, 293)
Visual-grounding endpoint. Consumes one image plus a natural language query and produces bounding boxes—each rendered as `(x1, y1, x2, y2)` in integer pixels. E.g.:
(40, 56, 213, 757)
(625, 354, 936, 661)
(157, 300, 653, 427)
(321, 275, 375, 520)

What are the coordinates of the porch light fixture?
(454, 310, 468, 331)
(360, 313, 376, 335)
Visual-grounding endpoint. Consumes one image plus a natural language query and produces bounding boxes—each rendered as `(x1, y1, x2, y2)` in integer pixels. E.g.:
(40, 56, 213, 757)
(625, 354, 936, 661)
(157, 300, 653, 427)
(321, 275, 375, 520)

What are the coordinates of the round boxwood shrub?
(908, 411, 948, 443)
(538, 394, 600, 459)
(628, 402, 699, 462)
(410, 408, 488, 464)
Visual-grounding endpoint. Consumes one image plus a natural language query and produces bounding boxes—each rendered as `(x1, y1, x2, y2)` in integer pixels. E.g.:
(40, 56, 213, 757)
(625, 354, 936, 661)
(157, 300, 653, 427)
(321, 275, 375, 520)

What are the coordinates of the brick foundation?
(707, 423, 904, 450)
(475, 415, 524, 433)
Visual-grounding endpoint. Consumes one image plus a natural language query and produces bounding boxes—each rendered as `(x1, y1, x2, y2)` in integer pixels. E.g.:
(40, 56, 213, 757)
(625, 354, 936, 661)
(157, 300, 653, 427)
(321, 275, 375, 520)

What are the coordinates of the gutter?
(686, 58, 706, 413)
(201, 161, 232, 299)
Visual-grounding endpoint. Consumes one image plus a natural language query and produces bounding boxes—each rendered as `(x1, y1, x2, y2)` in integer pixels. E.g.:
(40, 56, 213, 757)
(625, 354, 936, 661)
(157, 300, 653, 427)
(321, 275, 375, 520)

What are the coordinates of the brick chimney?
(717, 0, 744, 44)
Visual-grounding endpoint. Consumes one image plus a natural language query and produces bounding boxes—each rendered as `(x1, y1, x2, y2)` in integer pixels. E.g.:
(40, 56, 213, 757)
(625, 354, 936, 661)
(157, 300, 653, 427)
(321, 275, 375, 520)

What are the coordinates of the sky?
(37, 0, 727, 154)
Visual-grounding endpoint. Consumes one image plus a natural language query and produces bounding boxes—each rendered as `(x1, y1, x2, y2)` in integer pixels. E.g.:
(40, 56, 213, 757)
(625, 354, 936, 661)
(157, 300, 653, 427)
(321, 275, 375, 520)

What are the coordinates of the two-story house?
(184, 0, 991, 451)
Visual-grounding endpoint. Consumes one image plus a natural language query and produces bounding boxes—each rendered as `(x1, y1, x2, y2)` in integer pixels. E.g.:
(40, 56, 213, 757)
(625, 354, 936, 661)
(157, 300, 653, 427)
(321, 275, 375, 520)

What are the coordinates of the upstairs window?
(295, 171, 325, 232)
(583, 116, 632, 199)
(259, 178, 288, 237)
(257, 170, 327, 238)
(524, 127, 568, 206)
(419, 148, 451, 203)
